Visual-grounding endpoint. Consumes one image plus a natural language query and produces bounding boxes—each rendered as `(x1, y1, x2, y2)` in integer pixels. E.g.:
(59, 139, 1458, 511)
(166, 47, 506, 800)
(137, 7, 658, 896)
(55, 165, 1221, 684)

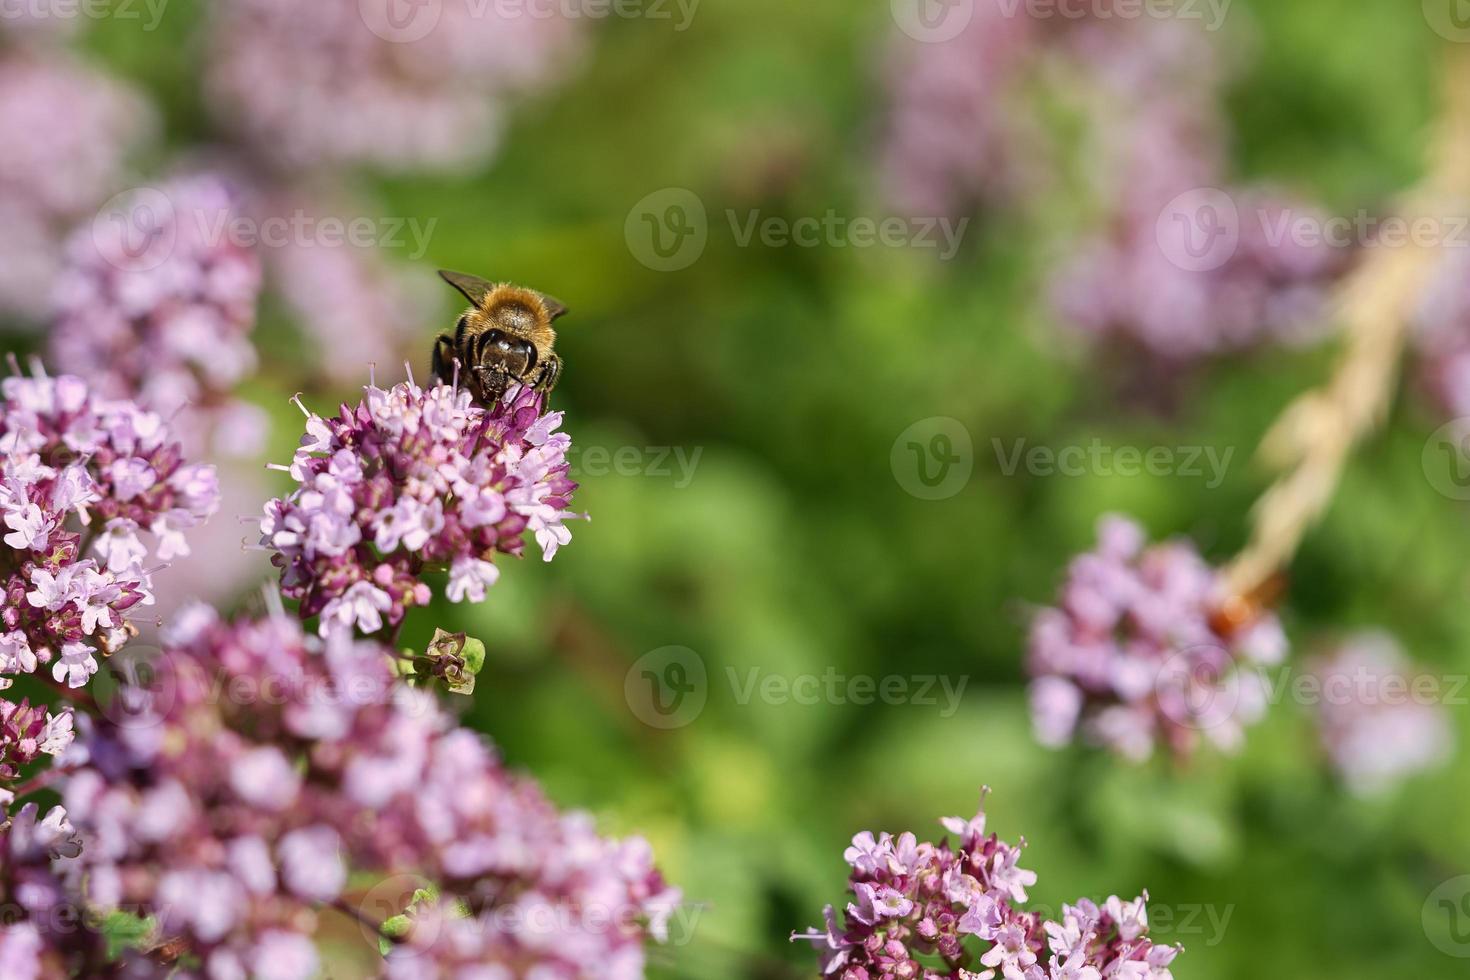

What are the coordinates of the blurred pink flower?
(256, 186, 436, 384)
(63, 609, 678, 977)
(1412, 247, 1470, 420)
(0, 50, 154, 321)
(1308, 632, 1454, 796)
(49, 172, 266, 458)
(878, 0, 1040, 219)
(205, 0, 583, 174)
(1027, 514, 1287, 761)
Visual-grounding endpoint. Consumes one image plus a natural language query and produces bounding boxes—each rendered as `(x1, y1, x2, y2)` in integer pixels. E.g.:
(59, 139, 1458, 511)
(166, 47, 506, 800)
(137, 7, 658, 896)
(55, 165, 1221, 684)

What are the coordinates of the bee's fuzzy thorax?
(482, 284, 550, 321)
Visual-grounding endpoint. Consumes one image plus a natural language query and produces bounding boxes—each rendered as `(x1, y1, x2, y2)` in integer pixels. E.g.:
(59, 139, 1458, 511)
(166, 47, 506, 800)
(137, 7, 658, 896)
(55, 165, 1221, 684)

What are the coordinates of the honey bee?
(432, 269, 568, 407)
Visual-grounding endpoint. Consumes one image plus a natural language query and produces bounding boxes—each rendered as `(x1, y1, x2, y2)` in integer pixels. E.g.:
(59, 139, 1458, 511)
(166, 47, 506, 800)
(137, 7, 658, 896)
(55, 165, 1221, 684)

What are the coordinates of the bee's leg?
(431, 334, 457, 386)
(531, 354, 562, 395)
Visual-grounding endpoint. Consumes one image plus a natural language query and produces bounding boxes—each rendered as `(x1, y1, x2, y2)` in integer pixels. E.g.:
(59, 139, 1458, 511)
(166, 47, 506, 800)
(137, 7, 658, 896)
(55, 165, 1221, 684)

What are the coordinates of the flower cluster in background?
(792, 792, 1180, 980)
(49, 172, 266, 457)
(1308, 632, 1454, 796)
(1049, 14, 1348, 360)
(256, 185, 437, 385)
(55, 608, 676, 979)
(878, 0, 1040, 220)
(204, 0, 582, 175)
(0, 50, 153, 322)
(879, 2, 1348, 361)
(261, 379, 580, 637)
(1412, 247, 1470, 421)
(1027, 515, 1287, 761)
(0, 802, 107, 978)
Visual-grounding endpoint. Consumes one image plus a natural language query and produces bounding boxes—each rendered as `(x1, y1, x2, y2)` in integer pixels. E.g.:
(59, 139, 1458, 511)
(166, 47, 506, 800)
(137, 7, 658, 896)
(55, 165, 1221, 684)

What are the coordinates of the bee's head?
(478, 326, 538, 375)
(485, 296, 543, 335)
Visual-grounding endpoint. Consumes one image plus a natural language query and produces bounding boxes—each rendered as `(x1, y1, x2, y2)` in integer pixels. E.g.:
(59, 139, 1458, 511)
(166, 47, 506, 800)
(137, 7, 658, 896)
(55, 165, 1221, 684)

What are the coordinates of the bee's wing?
(438, 269, 495, 306)
(538, 292, 569, 321)
(439, 269, 569, 321)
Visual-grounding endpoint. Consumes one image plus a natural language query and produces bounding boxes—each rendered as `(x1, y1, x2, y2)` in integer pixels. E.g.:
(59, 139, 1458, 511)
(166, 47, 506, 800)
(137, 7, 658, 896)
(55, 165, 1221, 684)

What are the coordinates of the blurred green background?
(27, 0, 1470, 976)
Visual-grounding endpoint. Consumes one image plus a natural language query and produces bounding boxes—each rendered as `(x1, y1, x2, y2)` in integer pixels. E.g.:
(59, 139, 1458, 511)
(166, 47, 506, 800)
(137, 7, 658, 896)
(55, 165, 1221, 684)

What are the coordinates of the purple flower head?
(261, 377, 581, 637)
(62, 608, 677, 975)
(793, 792, 1180, 980)
(1412, 247, 1470, 421)
(0, 698, 74, 781)
(878, 0, 1041, 219)
(49, 172, 266, 458)
(0, 802, 108, 976)
(205, 0, 582, 174)
(1027, 515, 1287, 761)
(0, 369, 219, 704)
(1040, 17, 1347, 361)
(0, 50, 154, 320)
(877, 2, 1346, 359)
(1308, 632, 1455, 796)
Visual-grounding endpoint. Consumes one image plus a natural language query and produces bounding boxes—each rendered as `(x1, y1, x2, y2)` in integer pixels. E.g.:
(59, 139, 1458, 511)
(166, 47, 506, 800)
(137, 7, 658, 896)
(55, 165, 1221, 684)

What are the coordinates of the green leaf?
(99, 910, 155, 958)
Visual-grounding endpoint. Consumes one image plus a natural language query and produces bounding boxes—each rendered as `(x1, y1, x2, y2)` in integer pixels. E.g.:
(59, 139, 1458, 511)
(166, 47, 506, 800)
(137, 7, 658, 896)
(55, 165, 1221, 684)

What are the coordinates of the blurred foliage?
(13, 0, 1470, 977)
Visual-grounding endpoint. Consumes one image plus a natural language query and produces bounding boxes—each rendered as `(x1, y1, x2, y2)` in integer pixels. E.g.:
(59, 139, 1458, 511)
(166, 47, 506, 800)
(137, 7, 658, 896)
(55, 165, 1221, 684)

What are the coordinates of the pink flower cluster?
(0, 50, 153, 321)
(1307, 632, 1455, 796)
(0, 802, 107, 979)
(61, 609, 677, 978)
(260, 379, 580, 637)
(792, 793, 1180, 980)
(1, 371, 220, 691)
(878, 0, 1040, 219)
(1053, 184, 1346, 362)
(1044, 18, 1345, 360)
(878, 5, 1345, 359)
(49, 173, 266, 457)
(1412, 248, 1470, 421)
(205, 0, 581, 174)
(0, 699, 73, 783)
(1027, 515, 1287, 761)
